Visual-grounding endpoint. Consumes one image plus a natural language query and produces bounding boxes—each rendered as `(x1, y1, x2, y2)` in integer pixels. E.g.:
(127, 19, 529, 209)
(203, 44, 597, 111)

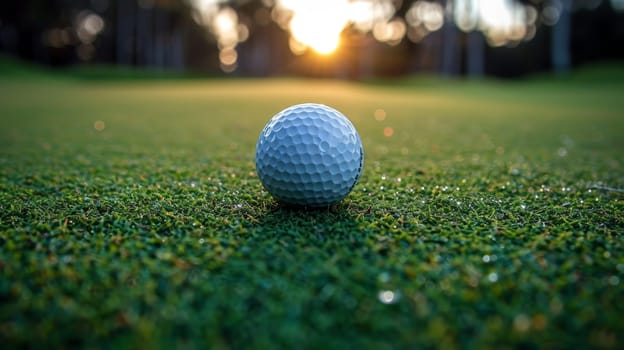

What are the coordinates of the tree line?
(0, 0, 622, 78)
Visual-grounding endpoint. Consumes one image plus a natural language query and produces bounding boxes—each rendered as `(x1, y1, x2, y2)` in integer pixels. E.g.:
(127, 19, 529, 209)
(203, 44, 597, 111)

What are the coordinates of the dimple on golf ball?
(255, 103, 364, 207)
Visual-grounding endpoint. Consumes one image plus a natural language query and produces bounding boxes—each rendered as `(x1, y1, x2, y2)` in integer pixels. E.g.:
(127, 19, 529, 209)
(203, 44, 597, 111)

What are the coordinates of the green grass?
(0, 62, 623, 349)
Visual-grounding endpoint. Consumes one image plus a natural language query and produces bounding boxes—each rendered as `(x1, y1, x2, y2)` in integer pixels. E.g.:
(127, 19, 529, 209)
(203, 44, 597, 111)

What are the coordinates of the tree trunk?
(136, 4, 153, 66)
(116, 0, 135, 65)
(466, 31, 484, 78)
(359, 37, 375, 79)
(551, 0, 571, 74)
(153, 8, 167, 69)
(170, 28, 185, 71)
(441, 3, 460, 77)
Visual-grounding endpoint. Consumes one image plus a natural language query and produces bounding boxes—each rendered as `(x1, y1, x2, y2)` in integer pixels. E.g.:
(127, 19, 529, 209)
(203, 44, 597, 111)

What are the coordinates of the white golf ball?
(255, 103, 364, 207)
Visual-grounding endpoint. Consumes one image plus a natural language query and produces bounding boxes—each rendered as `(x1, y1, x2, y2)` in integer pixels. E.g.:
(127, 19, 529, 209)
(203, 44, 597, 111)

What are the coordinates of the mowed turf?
(0, 63, 623, 349)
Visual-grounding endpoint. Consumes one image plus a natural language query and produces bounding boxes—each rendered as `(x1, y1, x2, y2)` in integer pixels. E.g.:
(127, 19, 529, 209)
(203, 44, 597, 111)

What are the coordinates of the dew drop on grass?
(482, 255, 491, 263)
(487, 272, 499, 283)
(608, 276, 619, 286)
(378, 290, 400, 304)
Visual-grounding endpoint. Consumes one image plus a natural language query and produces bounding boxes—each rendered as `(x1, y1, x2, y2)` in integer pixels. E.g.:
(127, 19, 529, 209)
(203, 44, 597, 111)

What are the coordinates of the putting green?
(0, 64, 623, 349)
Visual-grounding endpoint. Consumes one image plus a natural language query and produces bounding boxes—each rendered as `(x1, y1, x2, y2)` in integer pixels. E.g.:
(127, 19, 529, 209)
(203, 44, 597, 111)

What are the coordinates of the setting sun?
(276, 0, 352, 55)
(289, 12, 342, 55)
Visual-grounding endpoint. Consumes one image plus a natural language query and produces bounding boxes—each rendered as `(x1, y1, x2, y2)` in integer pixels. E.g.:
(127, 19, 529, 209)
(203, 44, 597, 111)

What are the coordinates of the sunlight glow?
(189, 0, 249, 72)
(191, 0, 562, 62)
(275, 0, 399, 55)
(276, 0, 348, 54)
(373, 19, 407, 46)
(452, 0, 538, 46)
(405, 1, 445, 42)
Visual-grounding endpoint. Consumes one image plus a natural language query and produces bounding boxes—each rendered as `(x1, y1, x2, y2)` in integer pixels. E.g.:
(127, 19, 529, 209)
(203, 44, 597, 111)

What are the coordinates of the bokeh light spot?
(374, 109, 387, 121)
(384, 127, 394, 137)
(94, 120, 105, 131)
(219, 48, 238, 66)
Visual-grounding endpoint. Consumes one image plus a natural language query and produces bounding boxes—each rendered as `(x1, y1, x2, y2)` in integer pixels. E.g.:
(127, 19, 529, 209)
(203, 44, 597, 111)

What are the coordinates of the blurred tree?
(466, 31, 485, 77)
(116, 0, 134, 65)
(441, 0, 461, 76)
(552, 0, 572, 73)
(0, 0, 622, 77)
(115, 0, 189, 69)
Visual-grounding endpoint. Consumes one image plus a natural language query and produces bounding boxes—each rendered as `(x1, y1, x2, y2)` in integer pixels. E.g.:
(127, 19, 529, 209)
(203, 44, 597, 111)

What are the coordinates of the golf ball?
(255, 103, 364, 207)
